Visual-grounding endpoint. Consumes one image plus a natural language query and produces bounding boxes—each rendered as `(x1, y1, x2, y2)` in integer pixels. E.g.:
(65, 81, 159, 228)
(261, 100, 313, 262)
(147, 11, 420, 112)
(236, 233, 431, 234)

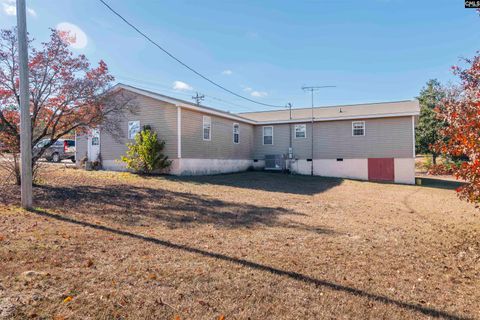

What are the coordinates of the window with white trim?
(295, 124, 306, 138)
(263, 126, 273, 145)
(203, 116, 211, 141)
(352, 121, 365, 136)
(233, 123, 240, 144)
(128, 121, 140, 139)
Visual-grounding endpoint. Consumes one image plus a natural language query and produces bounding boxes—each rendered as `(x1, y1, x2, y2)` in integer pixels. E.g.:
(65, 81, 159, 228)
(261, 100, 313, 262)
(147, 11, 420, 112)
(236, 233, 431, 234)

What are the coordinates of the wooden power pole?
(17, 0, 33, 209)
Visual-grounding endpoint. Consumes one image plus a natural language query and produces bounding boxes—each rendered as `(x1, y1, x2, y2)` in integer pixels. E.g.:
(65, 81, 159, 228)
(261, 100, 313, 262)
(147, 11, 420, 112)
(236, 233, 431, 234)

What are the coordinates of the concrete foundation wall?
(290, 158, 415, 184)
(290, 159, 312, 175)
(252, 160, 265, 170)
(174, 159, 253, 176)
(102, 160, 127, 172)
(394, 158, 415, 184)
(102, 159, 180, 175)
(102, 157, 414, 184)
(312, 159, 369, 180)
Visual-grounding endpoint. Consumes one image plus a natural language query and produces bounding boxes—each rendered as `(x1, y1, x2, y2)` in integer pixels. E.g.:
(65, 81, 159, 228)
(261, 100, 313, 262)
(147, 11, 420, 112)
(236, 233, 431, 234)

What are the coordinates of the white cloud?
(246, 31, 259, 39)
(251, 91, 268, 98)
(2, 0, 37, 17)
(222, 69, 233, 76)
(2, 3, 15, 15)
(56, 22, 88, 49)
(243, 86, 267, 98)
(27, 7, 36, 17)
(173, 81, 193, 91)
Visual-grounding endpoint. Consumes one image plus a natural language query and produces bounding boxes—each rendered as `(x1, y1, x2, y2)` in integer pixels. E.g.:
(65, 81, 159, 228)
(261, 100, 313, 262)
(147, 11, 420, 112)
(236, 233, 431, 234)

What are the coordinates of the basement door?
(87, 128, 100, 162)
(368, 158, 394, 182)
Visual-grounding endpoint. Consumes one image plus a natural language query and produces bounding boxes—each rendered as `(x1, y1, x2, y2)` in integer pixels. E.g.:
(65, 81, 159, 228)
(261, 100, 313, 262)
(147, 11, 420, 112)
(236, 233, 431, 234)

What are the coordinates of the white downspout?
(412, 115, 415, 158)
(177, 106, 182, 159)
(177, 106, 182, 175)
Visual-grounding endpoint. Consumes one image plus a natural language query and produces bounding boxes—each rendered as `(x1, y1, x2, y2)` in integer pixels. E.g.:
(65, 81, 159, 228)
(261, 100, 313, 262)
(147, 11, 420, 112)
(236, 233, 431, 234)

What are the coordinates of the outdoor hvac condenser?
(264, 154, 285, 171)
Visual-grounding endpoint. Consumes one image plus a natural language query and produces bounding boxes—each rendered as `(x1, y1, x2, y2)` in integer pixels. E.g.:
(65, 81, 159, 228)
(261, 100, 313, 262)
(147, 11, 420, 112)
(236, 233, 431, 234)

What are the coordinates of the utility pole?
(301, 86, 336, 176)
(17, 0, 32, 209)
(192, 92, 205, 106)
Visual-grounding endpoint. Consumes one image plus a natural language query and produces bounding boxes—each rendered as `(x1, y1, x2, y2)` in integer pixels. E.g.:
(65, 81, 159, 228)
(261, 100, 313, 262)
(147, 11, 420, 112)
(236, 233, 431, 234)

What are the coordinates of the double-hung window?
(203, 116, 211, 141)
(128, 121, 140, 139)
(233, 123, 240, 144)
(352, 121, 365, 136)
(295, 124, 306, 138)
(263, 126, 273, 145)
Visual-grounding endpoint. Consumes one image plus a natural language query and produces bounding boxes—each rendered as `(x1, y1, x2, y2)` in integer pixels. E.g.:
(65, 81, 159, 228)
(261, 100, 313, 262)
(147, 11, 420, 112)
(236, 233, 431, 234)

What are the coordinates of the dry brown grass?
(0, 166, 479, 320)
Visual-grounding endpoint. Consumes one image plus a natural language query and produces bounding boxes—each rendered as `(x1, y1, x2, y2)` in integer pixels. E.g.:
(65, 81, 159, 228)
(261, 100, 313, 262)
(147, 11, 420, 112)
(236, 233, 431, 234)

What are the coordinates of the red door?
(368, 158, 394, 182)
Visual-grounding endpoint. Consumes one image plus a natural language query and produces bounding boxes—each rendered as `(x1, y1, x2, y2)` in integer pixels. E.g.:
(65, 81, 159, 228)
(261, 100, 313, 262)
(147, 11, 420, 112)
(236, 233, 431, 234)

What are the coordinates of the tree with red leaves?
(0, 28, 134, 184)
(434, 53, 480, 202)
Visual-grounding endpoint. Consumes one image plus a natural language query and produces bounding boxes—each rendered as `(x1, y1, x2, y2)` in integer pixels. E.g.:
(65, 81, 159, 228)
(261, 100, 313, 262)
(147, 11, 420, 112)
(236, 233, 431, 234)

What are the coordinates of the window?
(352, 121, 365, 136)
(36, 139, 49, 148)
(128, 121, 140, 139)
(295, 124, 306, 138)
(91, 129, 100, 145)
(203, 116, 211, 141)
(263, 126, 273, 145)
(233, 123, 240, 144)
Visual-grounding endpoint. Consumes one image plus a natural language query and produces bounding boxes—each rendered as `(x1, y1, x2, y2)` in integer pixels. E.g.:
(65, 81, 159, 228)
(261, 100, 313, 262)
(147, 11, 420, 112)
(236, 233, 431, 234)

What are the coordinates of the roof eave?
(254, 111, 420, 125)
(111, 83, 257, 124)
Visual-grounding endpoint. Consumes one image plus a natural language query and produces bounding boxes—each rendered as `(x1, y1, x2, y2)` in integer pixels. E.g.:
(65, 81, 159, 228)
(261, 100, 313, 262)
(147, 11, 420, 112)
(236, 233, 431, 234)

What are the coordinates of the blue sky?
(0, 0, 479, 113)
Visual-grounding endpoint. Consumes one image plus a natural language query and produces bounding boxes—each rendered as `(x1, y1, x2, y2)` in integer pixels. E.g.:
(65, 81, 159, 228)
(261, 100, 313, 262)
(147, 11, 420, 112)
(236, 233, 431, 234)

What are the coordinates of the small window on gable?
(128, 121, 140, 139)
(233, 123, 240, 144)
(295, 124, 306, 138)
(203, 116, 211, 141)
(263, 126, 273, 145)
(352, 121, 365, 136)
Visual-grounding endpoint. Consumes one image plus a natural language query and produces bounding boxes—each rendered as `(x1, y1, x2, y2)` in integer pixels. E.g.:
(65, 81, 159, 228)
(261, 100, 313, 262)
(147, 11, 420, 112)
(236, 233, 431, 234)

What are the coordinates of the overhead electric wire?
(99, 0, 285, 109)
(115, 76, 259, 111)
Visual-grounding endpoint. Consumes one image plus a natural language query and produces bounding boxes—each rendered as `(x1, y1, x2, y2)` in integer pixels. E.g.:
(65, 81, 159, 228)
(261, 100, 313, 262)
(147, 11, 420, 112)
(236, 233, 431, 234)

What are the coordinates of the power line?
(115, 76, 260, 111)
(98, 0, 284, 109)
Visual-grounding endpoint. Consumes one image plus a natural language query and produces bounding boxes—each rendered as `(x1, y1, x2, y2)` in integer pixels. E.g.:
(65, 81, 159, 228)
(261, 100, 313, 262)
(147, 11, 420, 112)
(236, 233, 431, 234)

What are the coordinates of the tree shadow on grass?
(164, 171, 344, 196)
(1, 183, 333, 235)
(30, 208, 472, 320)
(415, 176, 466, 191)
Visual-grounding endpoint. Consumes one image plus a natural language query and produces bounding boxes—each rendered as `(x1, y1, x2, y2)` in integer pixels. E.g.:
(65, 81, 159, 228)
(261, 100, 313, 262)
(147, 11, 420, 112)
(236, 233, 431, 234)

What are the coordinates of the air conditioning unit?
(265, 154, 285, 171)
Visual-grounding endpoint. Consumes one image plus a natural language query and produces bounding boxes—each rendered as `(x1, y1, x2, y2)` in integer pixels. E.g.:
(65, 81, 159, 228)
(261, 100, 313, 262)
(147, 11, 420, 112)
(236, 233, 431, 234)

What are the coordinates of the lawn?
(0, 167, 479, 320)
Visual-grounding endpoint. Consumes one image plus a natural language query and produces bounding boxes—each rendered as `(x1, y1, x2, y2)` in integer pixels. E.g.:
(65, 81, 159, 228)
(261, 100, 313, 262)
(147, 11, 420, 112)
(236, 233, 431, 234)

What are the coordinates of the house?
(75, 83, 420, 184)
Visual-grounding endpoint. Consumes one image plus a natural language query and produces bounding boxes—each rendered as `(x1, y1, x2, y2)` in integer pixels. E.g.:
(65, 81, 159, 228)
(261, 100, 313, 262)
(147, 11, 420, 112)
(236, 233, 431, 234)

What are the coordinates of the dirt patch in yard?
(0, 167, 479, 319)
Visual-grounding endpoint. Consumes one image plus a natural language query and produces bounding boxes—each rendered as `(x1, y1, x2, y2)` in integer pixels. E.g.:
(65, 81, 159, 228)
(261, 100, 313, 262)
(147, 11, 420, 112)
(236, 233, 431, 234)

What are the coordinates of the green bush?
(121, 128, 171, 174)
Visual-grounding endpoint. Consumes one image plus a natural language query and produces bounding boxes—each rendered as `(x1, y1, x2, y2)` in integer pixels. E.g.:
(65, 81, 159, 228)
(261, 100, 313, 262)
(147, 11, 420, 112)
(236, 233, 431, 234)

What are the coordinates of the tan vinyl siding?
(252, 123, 313, 159)
(253, 117, 413, 159)
(313, 116, 413, 159)
(181, 109, 253, 159)
(292, 123, 313, 159)
(252, 124, 291, 159)
(100, 93, 178, 161)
